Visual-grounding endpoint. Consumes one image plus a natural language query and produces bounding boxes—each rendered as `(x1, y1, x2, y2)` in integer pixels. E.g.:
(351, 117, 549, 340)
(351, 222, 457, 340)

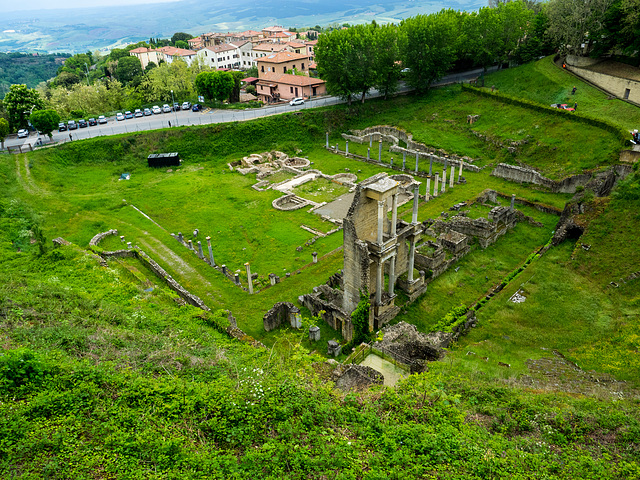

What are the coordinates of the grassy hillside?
(1, 75, 640, 478)
(485, 56, 640, 131)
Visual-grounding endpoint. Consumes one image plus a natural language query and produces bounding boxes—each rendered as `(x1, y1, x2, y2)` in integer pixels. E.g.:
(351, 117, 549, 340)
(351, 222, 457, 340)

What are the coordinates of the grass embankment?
(0, 231, 639, 479)
(485, 56, 640, 131)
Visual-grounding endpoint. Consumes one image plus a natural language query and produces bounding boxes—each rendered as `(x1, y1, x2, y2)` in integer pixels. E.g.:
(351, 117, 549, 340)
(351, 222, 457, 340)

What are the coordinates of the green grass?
(292, 177, 351, 203)
(486, 56, 640, 131)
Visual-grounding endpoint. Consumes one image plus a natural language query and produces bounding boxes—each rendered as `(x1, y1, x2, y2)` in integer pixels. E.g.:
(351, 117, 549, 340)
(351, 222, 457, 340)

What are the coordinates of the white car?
(152, 105, 162, 114)
(162, 104, 172, 113)
(289, 97, 304, 106)
(116, 112, 125, 121)
(17, 129, 29, 138)
(98, 115, 107, 124)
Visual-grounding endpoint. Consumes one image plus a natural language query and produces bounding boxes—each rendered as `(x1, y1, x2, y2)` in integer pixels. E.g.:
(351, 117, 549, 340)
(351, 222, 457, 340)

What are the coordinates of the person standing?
(572, 86, 577, 95)
(168, 121, 171, 128)
(574, 102, 578, 110)
(69, 133, 72, 141)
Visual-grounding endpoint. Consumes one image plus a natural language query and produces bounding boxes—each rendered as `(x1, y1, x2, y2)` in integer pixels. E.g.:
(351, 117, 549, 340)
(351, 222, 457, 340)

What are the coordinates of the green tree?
(545, 0, 614, 56)
(171, 32, 193, 45)
(175, 40, 189, 49)
(29, 109, 60, 140)
(400, 11, 459, 92)
(195, 71, 234, 102)
(109, 48, 131, 62)
(0, 118, 9, 150)
(229, 71, 246, 103)
(3, 84, 45, 131)
(115, 56, 143, 85)
(373, 23, 402, 99)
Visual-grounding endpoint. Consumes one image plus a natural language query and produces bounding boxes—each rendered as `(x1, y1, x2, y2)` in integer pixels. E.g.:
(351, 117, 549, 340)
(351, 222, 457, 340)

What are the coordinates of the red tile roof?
(258, 51, 308, 63)
(257, 72, 325, 87)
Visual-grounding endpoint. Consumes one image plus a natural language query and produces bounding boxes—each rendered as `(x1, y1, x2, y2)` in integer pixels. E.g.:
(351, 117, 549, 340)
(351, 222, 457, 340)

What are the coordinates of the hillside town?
(129, 25, 324, 103)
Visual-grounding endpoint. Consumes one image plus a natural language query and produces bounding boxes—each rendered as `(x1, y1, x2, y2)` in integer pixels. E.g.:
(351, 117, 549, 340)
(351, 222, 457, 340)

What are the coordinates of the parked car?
(181, 101, 191, 110)
(116, 112, 125, 121)
(124, 111, 134, 119)
(162, 104, 172, 113)
(143, 108, 152, 116)
(17, 129, 29, 138)
(550, 103, 575, 112)
(78, 119, 88, 128)
(58, 122, 68, 132)
(98, 115, 108, 124)
(88, 118, 97, 126)
(289, 97, 304, 106)
(192, 103, 201, 112)
(172, 102, 181, 111)
(152, 105, 162, 114)
(134, 109, 143, 117)
(67, 120, 78, 130)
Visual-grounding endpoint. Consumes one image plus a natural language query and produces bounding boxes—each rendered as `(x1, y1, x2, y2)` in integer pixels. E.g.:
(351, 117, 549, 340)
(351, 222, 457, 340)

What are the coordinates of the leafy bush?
(434, 304, 468, 332)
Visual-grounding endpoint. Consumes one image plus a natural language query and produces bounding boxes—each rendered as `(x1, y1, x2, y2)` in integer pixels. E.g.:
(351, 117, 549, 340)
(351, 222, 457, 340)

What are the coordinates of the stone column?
(312, 251, 318, 263)
(391, 193, 398, 237)
(444, 158, 448, 172)
(188, 239, 194, 250)
(434, 174, 439, 197)
(426, 178, 431, 201)
(197, 241, 204, 259)
(206, 236, 215, 266)
(289, 306, 302, 328)
(234, 273, 240, 285)
(390, 157, 393, 167)
(441, 168, 446, 193)
(326, 132, 329, 148)
(335, 144, 338, 152)
(511, 194, 516, 210)
(376, 260, 383, 305)
(450, 166, 455, 188)
(245, 262, 253, 294)
(120, 235, 125, 243)
(221, 264, 227, 275)
(127, 241, 132, 250)
(309, 326, 321, 342)
(367, 147, 370, 160)
(429, 157, 433, 176)
(378, 140, 382, 162)
(177, 232, 183, 244)
(346, 140, 349, 155)
(269, 273, 276, 285)
(412, 185, 419, 224)
(408, 238, 416, 282)
(415, 152, 419, 173)
(377, 200, 385, 244)
(459, 162, 463, 179)
(388, 255, 396, 295)
(369, 135, 373, 148)
(402, 151, 406, 170)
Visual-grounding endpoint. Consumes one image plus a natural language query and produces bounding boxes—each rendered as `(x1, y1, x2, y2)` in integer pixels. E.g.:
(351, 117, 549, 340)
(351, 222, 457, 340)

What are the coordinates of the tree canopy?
(195, 71, 234, 102)
(3, 84, 45, 131)
(29, 109, 61, 139)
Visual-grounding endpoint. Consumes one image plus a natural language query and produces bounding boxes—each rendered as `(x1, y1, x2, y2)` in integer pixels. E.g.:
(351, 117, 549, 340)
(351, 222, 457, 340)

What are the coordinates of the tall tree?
(0, 118, 9, 150)
(29, 109, 60, 140)
(545, 0, 615, 55)
(373, 24, 402, 99)
(171, 32, 193, 45)
(400, 11, 459, 92)
(115, 56, 143, 85)
(195, 71, 234, 102)
(315, 27, 358, 104)
(3, 84, 45, 131)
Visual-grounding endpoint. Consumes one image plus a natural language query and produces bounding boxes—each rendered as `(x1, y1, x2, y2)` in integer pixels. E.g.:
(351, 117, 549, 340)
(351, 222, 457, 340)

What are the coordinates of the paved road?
(2, 68, 495, 151)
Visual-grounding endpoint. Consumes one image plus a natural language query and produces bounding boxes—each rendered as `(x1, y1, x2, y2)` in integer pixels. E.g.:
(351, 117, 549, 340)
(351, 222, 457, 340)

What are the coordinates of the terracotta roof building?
(257, 72, 326, 103)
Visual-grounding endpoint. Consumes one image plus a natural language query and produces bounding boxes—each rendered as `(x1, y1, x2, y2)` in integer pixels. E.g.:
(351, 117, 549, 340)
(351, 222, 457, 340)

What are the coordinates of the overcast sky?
(5, 0, 179, 12)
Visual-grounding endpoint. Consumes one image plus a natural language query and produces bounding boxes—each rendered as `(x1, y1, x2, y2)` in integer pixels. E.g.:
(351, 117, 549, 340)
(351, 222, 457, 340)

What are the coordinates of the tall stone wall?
(263, 301, 296, 332)
(566, 62, 640, 106)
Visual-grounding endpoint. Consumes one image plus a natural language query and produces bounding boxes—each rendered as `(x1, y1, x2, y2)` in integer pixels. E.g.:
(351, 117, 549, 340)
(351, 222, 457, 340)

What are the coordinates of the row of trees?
(315, 2, 544, 102)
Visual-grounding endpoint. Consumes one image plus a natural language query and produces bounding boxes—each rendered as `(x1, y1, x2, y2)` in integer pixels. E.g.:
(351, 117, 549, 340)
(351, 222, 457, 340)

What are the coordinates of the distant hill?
(0, 53, 69, 95)
(0, 0, 484, 54)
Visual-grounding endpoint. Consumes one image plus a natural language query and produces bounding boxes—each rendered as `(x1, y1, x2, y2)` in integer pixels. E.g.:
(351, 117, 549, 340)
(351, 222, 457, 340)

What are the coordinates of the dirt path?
(15, 155, 50, 197)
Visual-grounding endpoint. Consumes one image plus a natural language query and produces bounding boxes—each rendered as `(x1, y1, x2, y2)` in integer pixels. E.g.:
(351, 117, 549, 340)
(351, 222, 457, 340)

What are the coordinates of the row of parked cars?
(59, 116, 107, 131)
(56, 102, 202, 132)
(115, 102, 200, 121)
